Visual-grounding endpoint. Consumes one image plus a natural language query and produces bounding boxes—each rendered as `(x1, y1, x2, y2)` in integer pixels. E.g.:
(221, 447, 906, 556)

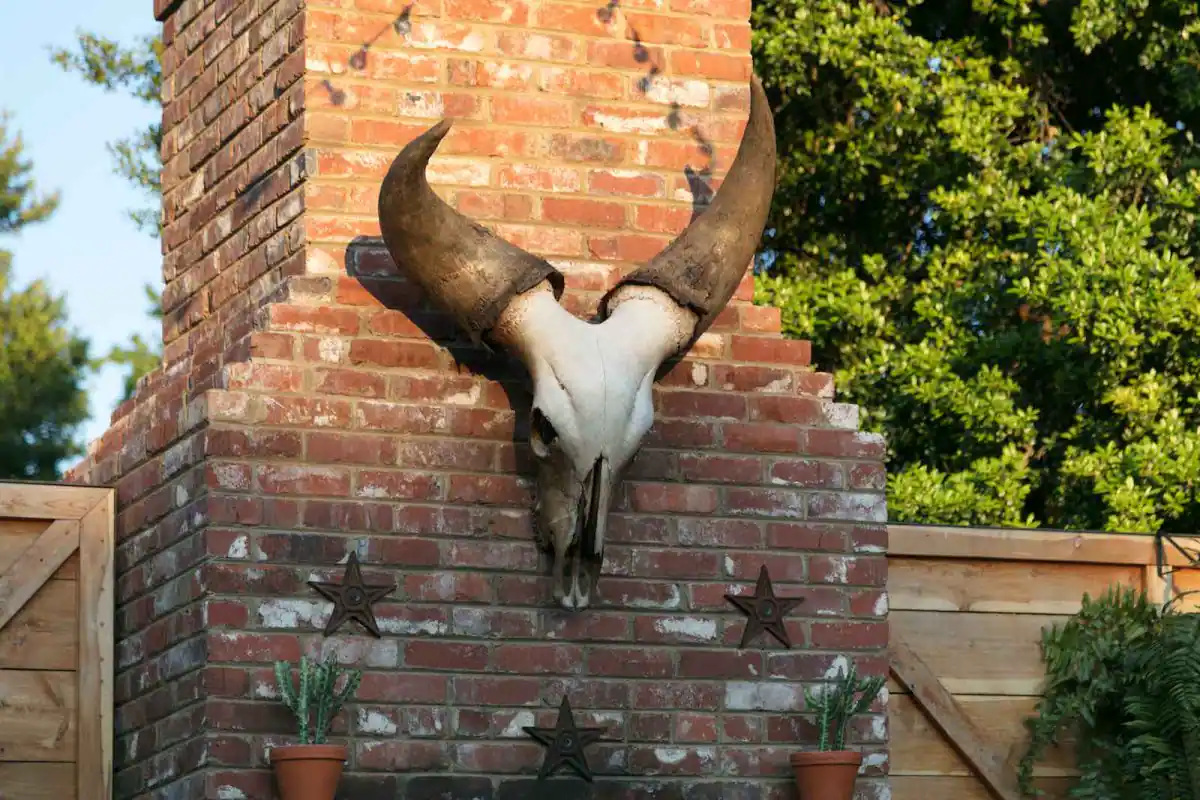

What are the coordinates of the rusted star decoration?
(725, 565, 804, 649)
(307, 551, 394, 638)
(524, 696, 606, 782)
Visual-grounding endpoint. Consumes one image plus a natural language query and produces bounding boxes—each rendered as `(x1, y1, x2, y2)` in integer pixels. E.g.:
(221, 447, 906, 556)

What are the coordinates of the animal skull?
(377, 76, 777, 610)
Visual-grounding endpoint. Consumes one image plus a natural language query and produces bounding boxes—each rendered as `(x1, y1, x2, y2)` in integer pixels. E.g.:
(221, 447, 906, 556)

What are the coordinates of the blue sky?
(0, 0, 162, 449)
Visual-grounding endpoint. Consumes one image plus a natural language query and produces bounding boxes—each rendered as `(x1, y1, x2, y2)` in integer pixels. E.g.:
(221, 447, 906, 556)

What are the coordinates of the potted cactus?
(791, 662, 886, 800)
(268, 655, 362, 800)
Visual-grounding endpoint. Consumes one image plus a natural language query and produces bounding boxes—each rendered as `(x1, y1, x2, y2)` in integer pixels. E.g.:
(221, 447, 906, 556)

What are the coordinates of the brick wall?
(67, 0, 890, 797)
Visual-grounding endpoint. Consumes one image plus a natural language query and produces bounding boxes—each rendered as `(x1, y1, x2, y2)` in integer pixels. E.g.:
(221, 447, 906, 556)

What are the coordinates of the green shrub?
(1020, 585, 1200, 798)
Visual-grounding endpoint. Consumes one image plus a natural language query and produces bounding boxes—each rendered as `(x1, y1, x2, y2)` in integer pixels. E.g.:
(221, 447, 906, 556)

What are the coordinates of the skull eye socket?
(530, 407, 559, 458)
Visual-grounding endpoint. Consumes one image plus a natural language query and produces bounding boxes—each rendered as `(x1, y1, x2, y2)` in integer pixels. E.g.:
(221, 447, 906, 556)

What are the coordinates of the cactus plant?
(803, 662, 885, 751)
(273, 655, 363, 745)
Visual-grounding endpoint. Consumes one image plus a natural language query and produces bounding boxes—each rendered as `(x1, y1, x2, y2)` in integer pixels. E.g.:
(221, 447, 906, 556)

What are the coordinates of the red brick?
(209, 632, 301, 663)
(740, 304, 782, 333)
(645, 419, 717, 450)
(357, 672, 448, 703)
(623, 12, 708, 45)
(405, 641, 489, 671)
(249, 332, 295, 359)
(405, 572, 493, 603)
(542, 197, 626, 228)
(722, 422, 802, 454)
(445, 0, 530, 23)
(749, 396, 825, 425)
(492, 95, 574, 127)
(453, 676, 542, 706)
(589, 169, 664, 197)
(588, 646, 673, 678)
(455, 742, 544, 773)
(731, 335, 812, 366)
(448, 474, 531, 506)
(769, 459, 844, 489)
(314, 367, 386, 397)
(671, 0, 750, 15)
(256, 465, 351, 496)
(766, 523, 848, 552)
(263, 397, 354, 428)
(355, 470, 443, 500)
(631, 483, 718, 514)
(670, 50, 752, 81)
(711, 365, 789, 397)
(539, 67, 623, 99)
(397, 440, 495, 471)
(678, 650, 763, 679)
(349, 339, 441, 369)
(365, 310, 424, 338)
(631, 549, 721, 579)
(676, 454, 761, 484)
(810, 555, 887, 587)
(356, 741, 449, 771)
(810, 621, 889, 650)
(268, 304, 360, 334)
(496, 31, 579, 61)
(535, 2, 618, 36)
(633, 681, 722, 710)
(224, 363, 304, 392)
(355, 401, 448, 434)
(675, 713, 719, 743)
(634, 204, 693, 235)
(544, 612, 631, 642)
(657, 391, 745, 420)
(850, 462, 887, 490)
(305, 431, 393, 464)
(589, 233, 670, 262)
(676, 518, 762, 548)
(493, 644, 583, 675)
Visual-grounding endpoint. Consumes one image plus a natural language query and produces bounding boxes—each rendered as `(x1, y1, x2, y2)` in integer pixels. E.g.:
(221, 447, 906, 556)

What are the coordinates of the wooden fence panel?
(887, 524, 1198, 800)
(0, 484, 114, 800)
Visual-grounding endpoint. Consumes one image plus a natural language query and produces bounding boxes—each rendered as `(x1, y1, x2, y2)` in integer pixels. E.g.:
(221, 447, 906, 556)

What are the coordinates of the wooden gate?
(887, 523, 1197, 800)
(0, 483, 114, 800)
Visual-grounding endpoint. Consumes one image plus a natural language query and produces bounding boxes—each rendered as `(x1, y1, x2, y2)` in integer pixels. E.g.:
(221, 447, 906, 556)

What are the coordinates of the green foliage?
(1019, 585, 1200, 798)
(50, 31, 165, 401)
(49, 32, 162, 235)
(0, 114, 58, 232)
(273, 656, 362, 745)
(0, 119, 90, 478)
(752, 0, 1200, 533)
(803, 661, 885, 751)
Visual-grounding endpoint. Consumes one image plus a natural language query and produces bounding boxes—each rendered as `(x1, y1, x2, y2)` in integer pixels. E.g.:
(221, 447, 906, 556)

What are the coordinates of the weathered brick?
(76, 1, 892, 796)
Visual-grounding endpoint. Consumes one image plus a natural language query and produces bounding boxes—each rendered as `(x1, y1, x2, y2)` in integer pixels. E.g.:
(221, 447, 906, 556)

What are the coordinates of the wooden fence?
(0, 483, 114, 800)
(887, 523, 1200, 800)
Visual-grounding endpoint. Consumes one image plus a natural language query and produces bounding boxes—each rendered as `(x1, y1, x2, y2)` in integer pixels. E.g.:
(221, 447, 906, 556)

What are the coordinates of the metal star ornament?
(524, 696, 606, 782)
(725, 565, 804, 649)
(307, 551, 394, 638)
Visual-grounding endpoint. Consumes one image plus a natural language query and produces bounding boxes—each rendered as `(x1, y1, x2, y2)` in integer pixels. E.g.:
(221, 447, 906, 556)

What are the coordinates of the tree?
(752, 0, 1200, 533)
(0, 117, 91, 478)
(51, 32, 164, 402)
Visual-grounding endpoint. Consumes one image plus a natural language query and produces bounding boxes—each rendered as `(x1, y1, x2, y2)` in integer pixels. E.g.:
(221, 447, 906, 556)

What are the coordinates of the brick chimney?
(68, 0, 890, 797)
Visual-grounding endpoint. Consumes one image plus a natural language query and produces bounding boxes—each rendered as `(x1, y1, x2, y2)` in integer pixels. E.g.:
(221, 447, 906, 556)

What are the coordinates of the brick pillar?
(69, 0, 890, 797)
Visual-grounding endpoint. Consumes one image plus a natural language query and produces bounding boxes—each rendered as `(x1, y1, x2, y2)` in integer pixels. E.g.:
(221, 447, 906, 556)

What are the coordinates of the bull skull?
(377, 76, 777, 610)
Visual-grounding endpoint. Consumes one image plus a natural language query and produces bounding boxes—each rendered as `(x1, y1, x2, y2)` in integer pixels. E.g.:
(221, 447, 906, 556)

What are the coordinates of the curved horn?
(377, 120, 565, 345)
(598, 75, 777, 342)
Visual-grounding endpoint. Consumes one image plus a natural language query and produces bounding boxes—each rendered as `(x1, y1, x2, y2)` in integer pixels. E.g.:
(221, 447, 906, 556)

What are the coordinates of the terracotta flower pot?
(790, 750, 863, 800)
(270, 744, 347, 800)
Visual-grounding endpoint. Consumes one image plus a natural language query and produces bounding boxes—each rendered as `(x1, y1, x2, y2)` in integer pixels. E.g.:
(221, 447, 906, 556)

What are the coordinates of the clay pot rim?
(789, 749, 864, 767)
(269, 744, 348, 763)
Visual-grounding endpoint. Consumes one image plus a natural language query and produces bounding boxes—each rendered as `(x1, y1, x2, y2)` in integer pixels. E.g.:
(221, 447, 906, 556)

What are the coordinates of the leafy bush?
(1020, 585, 1200, 798)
